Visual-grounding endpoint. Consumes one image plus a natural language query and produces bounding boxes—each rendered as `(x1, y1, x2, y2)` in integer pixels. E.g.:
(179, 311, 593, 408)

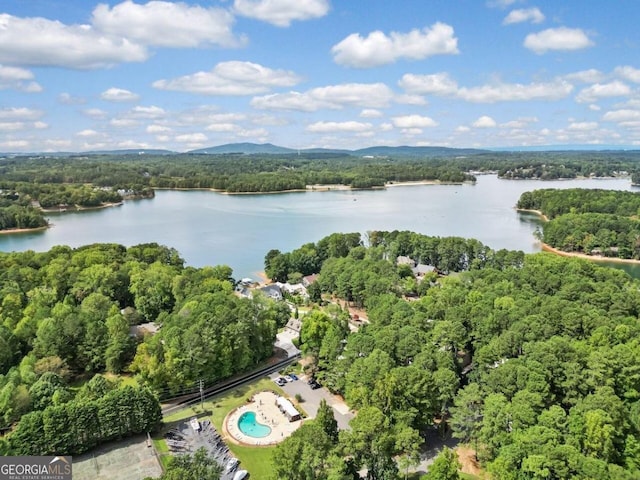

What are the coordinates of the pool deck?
(223, 391, 302, 446)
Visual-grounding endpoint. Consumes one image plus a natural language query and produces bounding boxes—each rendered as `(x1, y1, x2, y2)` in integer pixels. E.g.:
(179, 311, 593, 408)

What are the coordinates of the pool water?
(237, 411, 272, 438)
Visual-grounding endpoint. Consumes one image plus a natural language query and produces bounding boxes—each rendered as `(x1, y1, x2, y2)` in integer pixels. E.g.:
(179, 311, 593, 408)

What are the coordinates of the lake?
(1, 175, 639, 279)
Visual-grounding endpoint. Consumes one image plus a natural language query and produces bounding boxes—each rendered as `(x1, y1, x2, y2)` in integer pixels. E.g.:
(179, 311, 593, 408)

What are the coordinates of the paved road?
(270, 372, 354, 430)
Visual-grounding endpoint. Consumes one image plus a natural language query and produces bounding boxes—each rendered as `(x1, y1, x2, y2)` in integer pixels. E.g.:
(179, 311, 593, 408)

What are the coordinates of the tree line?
(518, 188, 640, 259)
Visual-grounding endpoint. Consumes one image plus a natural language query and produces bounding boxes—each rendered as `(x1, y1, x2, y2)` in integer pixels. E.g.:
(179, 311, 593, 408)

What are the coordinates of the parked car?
(284, 375, 293, 382)
(274, 377, 286, 386)
(289, 373, 298, 380)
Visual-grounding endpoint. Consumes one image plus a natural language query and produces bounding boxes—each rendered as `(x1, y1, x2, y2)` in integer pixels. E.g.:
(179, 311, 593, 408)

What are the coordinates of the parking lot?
(270, 372, 354, 430)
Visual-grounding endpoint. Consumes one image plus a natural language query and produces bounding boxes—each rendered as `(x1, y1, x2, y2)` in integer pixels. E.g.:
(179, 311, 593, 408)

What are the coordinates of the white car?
(284, 375, 294, 382)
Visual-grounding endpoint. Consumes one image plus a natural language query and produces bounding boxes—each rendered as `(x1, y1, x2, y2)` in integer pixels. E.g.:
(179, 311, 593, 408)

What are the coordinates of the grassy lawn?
(460, 473, 483, 479)
(162, 377, 283, 479)
(151, 437, 172, 470)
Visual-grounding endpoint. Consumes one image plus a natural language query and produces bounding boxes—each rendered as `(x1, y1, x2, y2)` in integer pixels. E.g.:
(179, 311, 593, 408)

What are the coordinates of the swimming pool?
(237, 411, 272, 438)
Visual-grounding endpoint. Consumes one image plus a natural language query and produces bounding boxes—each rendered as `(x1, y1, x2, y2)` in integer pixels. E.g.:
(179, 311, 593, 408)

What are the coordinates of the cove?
(0, 175, 638, 279)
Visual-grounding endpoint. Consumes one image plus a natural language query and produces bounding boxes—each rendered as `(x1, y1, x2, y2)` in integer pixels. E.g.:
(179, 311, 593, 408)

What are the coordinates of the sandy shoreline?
(541, 243, 640, 265)
(0, 225, 49, 235)
(41, 201, 123, 213)
(516, 208, 549, 221)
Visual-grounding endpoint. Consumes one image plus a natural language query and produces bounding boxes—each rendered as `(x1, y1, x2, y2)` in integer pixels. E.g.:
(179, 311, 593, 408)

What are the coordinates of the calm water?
(1, 175, 639, 279)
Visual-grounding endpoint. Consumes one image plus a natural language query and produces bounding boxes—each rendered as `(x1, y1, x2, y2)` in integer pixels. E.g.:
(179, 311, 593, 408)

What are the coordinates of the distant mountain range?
(3, 142, 638, 157)
(188, 143, 488, 156)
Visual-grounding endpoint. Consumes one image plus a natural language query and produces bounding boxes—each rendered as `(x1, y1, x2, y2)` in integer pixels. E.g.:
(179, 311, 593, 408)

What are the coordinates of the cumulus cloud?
(146, 124, 172, 133)
(360, 109, 383, 118)
(568, 121, 599, 131)
(524, 27, 593, 54)
(562, 69, 605, 84)
(110, 118, 139, 128)
(503, 8, 545, 25)
(153, 61, 301, 96)
(615, 66, 640, 83)
(251, 83, 395, 111)
(100, 87, 140, 102)
(58, 93, 86, 105)
(0, 65, 41, 92)
(399, 72, 458, 95)
(458, 80, 573, 103)
(76, 129, 100, 137)
(602, 109, 640, 122)
(575, 81, 631, 103)
(83, 108, 108, 119)
(0, 107, 43, 120)
(0, 13, 147, 69)
(500, 117, 538, 128)
(472, 116, 497, 128)
(128, 105, 166, 119)
(233, 0, 329, 27)
(307, 121, 373, 133)
(391, 115, 438, 128)
(0, 122, 25, 131)
(175, 133, 208, 143)
(92, 1, 243, 48)
(332, 22, 459, 68)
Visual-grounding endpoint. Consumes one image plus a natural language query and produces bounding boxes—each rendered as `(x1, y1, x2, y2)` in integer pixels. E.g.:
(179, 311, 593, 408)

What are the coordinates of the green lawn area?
(162, 377, 283, 479)
(460, 473, 482, 479)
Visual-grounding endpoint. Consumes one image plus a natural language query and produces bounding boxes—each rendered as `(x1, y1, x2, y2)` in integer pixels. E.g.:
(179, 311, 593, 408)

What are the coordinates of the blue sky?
(0, 0, 639, 152)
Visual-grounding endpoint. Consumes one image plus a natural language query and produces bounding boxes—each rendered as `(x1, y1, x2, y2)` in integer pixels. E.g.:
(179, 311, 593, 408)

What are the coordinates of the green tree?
(426, 447, 460, 480)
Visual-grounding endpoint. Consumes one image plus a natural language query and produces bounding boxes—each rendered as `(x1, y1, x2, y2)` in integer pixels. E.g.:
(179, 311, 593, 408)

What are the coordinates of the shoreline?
(41, 201, 123, 213)
(516, 208, 549, 221)
(541, 243, 640, 265)
(0, 225, 49, 235)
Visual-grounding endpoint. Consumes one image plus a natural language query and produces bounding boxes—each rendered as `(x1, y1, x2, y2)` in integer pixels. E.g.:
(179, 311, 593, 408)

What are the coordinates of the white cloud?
(602, 109, 640, 122)
(332, 22, 459, 68)
(0, 140, 29, 150)
(153, 61, 301, 96)
(45, 139, 72, 149)
(0, 122, 25, 131)
(58, 93, 86, 105)
(83, 108, 107, 119)
(472, 116, 497, 128)
(500, 117, 538, 128)
(589, 104, 601, 111)
(236, 127, 268, 138)
(251, 83, 395, 111)
(615, 66, 640, 83)
(391, 115, 438, 128)
(524, 27, 593, 54)
(76, 129, 100, 137)
(503, 8, 545, 25)
(0, 65, 41, 92)
(360, 109, 383, 118)
(146, 124, 172, 134)
(34, 121, 48, 129)
(399, 72, 458, 95)
(380, 123, 393, 131)
(0, 13, 147, 69)
(568, 121, 598, 131)
(205, 123, 238, 132)
(0, 107, 43, 120)
(110, 118, 139, 128)
(175, 133, 208, 143)
(561, 69, 605, 84)
(575, 81, 631, 103)
(129, 105, 166, 119)
(306, 121, 373, 133)
(487, 0, 518, 7)
(456, 125, 471, 133)
(92, 1, 243, 48)
(458, 80, 573, 103)
(100, 87, 140, 102)
(233, 0, 329, 27)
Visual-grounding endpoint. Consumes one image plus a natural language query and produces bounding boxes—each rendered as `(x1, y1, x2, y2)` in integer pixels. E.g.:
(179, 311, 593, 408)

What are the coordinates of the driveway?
(270, 373, 354, 430)
(274, 329, 300, 358)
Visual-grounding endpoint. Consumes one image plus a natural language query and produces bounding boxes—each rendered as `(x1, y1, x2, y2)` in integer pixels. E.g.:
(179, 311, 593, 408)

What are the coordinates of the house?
(257, 284, 283, 301)
(302, 274, 319, 287)
(396, 255, 416, 267)
(275, 396, 301, 422)
(412, 264, 437, 277)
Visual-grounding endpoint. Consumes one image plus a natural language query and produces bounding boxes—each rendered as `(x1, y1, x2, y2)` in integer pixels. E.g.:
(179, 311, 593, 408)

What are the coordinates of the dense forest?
(517, 189, 640, 259)
(269, 232, 640, 480)
(0, 243, 288, 454)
